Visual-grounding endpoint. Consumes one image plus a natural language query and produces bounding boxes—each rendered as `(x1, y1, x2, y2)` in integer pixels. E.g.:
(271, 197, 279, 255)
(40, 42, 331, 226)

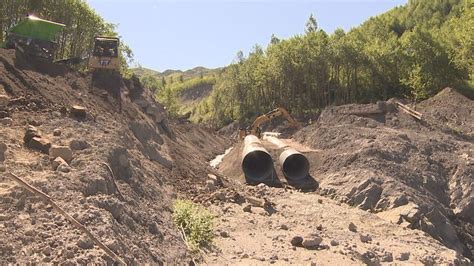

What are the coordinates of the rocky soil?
(0, 48, 229, 264)
(203, 184, 465, 265)
(213, 88, 472, 264)
(0, 46, 472, 265)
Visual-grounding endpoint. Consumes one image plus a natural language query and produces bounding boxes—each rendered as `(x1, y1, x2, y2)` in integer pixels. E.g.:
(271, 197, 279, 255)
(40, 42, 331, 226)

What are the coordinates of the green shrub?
(173, 200, 214, 250)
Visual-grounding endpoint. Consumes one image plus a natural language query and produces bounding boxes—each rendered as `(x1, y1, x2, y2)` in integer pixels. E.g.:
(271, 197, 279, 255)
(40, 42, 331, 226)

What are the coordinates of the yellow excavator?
(239, 107, 300, 139)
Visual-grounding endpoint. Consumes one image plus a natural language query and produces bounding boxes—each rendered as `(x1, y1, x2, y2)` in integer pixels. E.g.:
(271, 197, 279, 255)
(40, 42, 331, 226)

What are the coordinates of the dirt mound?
(0, 48, 229, 264)
(293, 90, 473, 258)
(418, 87, 474, 136)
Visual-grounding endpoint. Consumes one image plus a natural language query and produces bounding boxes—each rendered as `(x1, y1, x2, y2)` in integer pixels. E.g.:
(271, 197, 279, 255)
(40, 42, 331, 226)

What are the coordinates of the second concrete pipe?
(279, 148, 310, 181)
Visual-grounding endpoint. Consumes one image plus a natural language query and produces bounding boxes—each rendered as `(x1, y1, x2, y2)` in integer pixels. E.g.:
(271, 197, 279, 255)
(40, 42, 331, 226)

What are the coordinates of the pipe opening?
(282, 153, 309, 181)
(242, 150, 273, 181)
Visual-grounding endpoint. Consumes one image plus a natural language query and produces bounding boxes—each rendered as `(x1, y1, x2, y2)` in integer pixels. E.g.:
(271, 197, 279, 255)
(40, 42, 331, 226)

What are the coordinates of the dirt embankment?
(293, 90, 473, 258)
(210, 88, 472, 264)
(0, 48, 229, 264)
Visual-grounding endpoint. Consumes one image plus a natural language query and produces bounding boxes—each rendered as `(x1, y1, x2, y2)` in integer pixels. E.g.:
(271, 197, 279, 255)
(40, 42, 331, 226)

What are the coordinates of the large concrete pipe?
(279, 148, 310, 181)
(242, 135, 274, 182)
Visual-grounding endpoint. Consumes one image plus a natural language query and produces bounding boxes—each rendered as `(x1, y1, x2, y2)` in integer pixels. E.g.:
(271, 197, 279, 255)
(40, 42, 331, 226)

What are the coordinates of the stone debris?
(57, 163, 71, 173)
(0, 117, 12, 126)
(69, 139, 90, 150)
(243, 205, 252, 213)
(53, 128, 61, 136)
(49, 145, 73, 162)
(206, 179, 217, 191)
(398, 252, 410, 261)
(280, 224, 289, 230)
(290, 236, 303, 247)
(24, 125, 40, 144)
(360, 234, 372, 243)
(77, 237, 94, 250)
(302, 236, 323, 249)
(51, 157, 67, 171)
(71, 105, 87, 119)
(381, 251, 393, 262)
(28, 136, 51, 154)
(348, 222, 358, 232)
(0, 94, 10, 107)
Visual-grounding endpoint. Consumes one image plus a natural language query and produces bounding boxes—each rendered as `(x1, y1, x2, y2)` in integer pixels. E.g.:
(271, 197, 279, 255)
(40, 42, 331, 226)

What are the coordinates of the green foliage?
(191, 0, 473, 127)
(173, 200, 214, 250)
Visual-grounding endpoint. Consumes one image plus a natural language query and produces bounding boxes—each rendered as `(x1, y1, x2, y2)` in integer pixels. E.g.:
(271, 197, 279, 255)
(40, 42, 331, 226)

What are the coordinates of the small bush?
(173, 200, 214, 250)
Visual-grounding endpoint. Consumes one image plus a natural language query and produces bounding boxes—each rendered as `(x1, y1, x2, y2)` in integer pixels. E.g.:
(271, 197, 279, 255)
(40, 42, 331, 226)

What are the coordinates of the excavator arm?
(239, 107, 300, 139)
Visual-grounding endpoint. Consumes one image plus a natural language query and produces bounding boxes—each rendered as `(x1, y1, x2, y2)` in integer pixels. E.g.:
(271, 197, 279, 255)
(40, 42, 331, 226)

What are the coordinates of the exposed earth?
(0, 48, 472, 264)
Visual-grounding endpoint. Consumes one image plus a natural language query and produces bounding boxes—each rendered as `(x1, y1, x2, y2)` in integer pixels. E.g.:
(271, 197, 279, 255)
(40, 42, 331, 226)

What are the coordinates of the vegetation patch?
(173, 199, 214, 251)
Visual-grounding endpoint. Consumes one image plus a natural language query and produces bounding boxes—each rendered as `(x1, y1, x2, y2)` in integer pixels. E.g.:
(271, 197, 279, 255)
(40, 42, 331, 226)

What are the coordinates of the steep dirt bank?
(0, 48, 229, 264)
(212, 88, 472, 263)
(293, 90, 473, 258)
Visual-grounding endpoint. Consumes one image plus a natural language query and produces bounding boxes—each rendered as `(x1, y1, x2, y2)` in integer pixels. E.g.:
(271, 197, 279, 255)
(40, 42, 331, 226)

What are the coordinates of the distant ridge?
(132, 66, 222, 80)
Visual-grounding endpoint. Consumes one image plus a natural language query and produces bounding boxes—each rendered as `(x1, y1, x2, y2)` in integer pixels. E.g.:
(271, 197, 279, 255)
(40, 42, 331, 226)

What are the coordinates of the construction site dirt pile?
(293, 89, 473, 258)
(0, 48, 230, 264)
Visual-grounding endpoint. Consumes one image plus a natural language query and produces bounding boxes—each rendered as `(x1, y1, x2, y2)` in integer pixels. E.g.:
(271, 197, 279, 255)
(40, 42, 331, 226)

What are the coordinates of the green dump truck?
(4, 15, 65, 60)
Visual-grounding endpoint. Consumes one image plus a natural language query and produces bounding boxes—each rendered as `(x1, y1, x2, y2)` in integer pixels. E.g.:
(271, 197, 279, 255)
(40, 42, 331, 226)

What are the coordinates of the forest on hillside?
(153, 0, 471, 127)
(0, 0, 133, 69)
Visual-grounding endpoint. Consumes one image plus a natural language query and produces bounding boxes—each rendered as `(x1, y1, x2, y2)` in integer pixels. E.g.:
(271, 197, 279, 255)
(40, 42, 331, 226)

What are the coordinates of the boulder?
(23, 125, 40, 144)
(49, 145, 73, 162)
(28, 137, 51, 154)
(243, 205, 252, 213)
(0, 117, 12, 126)
(76, 237, 94, 249)
(398, 252, 410, 261)
(51, 157, 67, 171)
(57, 163, 71, 173)
(205, 179, 216, 191)
(0, 94, 10, 107)
(69, 139, 90, 150)
(290, 236, 303, 247)
(302, 236, 323, 249)
(71, 105, 87, 119)
(360, 234, 372, 243)
(53, 129, 61, 137)
(348, 222, 358, 232)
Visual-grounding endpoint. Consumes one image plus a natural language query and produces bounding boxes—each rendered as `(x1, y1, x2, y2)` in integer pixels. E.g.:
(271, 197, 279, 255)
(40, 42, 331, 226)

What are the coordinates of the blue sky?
(87, 0, 407, 71)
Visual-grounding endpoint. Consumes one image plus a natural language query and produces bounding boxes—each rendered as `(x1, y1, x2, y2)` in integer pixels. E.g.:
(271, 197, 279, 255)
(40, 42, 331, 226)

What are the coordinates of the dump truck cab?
(4, 15, 65, 60)
(89, 36, 120, 71)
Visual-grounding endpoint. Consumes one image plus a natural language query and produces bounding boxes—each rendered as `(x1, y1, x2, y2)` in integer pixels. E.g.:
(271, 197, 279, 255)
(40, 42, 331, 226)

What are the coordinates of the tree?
(305, 14, 318, 34)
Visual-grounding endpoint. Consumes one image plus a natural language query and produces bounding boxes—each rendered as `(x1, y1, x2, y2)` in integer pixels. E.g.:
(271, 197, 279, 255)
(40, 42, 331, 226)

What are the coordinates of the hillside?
(185, 0, 473, 127)
(1, 0, 473, 264)
(0, 49, 230, 263)
(133, 66, 221, 82)
(1, 48, 472, 264)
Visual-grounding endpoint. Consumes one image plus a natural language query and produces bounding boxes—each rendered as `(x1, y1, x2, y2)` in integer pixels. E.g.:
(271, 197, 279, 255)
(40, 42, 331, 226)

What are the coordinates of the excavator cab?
(238, 107, 300, 140)
(89, 36, 120, 71)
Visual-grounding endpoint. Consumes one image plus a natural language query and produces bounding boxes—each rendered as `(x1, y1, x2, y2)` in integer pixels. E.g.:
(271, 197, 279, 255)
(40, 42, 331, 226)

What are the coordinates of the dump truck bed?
(8, 15, 65, 42)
